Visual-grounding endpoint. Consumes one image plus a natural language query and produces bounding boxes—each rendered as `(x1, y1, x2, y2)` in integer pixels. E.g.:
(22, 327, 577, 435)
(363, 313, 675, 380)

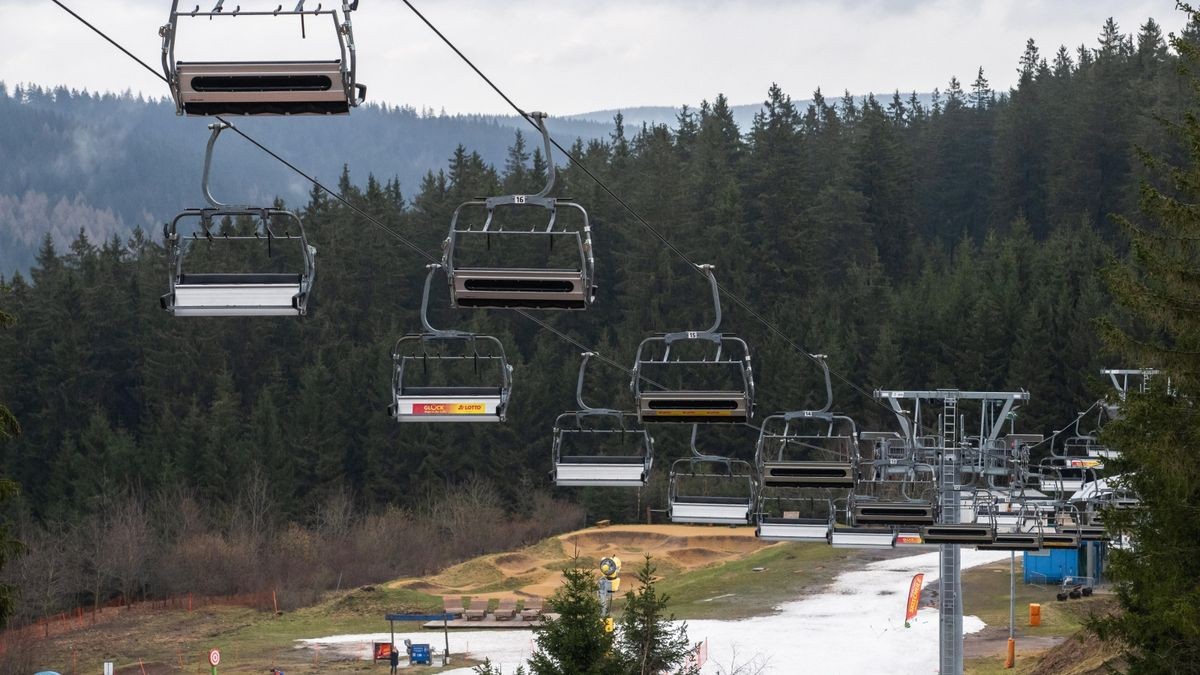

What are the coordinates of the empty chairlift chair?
(757, 414, 858, 489)
(755, 493, 835, 543)
(631, 265, 754, 423)
(977, 500, 1043, 551)
(669, 429, 754, 525)
(390, 265, 513, 423)
(850, 436, 937, 526)
(160, 1, 367, 116)
(162, 124, 316, 317)
(756, 359, 860, 489)
(443, 113, 595, 310)
(553, 353, 654, 487)
(922, 489, 996, 544)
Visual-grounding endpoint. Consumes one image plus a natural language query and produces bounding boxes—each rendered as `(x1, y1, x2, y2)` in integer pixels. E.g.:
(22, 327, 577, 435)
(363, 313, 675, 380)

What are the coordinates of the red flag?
(904, 573, 925, 627)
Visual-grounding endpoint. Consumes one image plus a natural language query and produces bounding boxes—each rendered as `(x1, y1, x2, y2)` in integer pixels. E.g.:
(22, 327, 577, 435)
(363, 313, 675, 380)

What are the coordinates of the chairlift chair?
(553, 353, 654, 487)
(161, 123, 316, 316)
(755, 491, 835, 542)
(389, 265, 513, 423)
(829, 525, 896, 549)
(922, 490, 996, 544)
(668, 429, 754, 525)
(756, 360, 859, 488)
(161, 0, 367, 116)
(977, 500, 1043, 551)
(851, 452, 937, 525)
(631, 265, 754, 423)
(443, 113, 595, 310)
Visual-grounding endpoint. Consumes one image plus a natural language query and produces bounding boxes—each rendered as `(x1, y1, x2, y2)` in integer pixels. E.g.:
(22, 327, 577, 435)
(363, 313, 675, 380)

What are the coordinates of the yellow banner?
(414, 402, 487, 415)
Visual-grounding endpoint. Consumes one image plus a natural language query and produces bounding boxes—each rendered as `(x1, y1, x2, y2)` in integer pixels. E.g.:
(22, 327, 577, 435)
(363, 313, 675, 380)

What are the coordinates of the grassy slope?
(653, 543, 853, 620)
(42, 536, 1087, 673)
(961, 560, 1113, 674)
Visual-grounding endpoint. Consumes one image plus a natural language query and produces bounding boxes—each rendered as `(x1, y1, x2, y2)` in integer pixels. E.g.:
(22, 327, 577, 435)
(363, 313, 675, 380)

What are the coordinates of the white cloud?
(0, 0, 1182, 114)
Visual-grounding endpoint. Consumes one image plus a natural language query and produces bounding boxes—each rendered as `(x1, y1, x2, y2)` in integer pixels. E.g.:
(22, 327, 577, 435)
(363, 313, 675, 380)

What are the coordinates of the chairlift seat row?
(852, 502, 936, 525)
(830, 526, 896, 549)
(638, 390, 752, 424)
(451, 267, 593, 310)
(174, 61, 365, 116)
(921, 525, 995, 545)
(669, 496, 753, 525)
(1041, 531, 1081, 548)
(755, 517, 830, 542)
(761, 461, 855, 488)
(977, 533, 1042, 551)
(554, 456, 651, 488)
(161, 2, 366, 116)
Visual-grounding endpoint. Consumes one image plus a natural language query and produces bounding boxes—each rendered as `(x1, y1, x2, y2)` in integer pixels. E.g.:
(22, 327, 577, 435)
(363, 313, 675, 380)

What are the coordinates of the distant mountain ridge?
(567, 93, 936, 131)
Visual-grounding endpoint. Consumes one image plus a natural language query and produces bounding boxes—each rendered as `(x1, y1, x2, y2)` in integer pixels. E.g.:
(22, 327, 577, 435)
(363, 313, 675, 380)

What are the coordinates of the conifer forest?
(2, 9, 1200, 667)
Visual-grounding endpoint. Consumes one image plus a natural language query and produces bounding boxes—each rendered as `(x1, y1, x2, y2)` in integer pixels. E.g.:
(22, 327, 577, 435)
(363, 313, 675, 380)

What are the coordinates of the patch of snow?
(301, 548, 1012, 674)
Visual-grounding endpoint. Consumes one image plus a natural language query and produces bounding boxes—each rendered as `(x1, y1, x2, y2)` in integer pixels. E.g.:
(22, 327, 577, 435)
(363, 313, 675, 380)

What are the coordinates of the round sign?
(208, 649, 221, 667)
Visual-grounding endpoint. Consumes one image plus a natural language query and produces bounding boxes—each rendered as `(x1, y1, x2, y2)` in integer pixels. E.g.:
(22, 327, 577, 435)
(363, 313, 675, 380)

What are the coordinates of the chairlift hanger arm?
(573, 352, 622, 415)
(417, 264, 471, 338)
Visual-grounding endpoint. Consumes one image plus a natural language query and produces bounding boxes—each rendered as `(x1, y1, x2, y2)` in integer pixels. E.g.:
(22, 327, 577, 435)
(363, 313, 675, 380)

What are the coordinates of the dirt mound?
(402, 581, 441, 591)
(666, 547, 727, 568)
(1029, 629, 1124, 675)
(563, 530, 680, 553)
(494, 553, 539, 573)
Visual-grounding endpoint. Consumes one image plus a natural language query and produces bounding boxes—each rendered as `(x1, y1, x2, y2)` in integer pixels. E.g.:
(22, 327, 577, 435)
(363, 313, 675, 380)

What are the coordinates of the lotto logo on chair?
(413, 402, 487, 415)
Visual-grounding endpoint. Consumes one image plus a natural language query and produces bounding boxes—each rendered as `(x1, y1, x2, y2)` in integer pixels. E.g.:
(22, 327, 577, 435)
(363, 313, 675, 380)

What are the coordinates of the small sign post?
(103, 663, 114, 675)
(208, 647, 221, 675)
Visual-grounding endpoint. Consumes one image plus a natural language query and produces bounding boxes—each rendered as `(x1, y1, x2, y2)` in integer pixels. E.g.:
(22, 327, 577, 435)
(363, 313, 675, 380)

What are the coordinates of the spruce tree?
(0, 308, 22, 627)
(527, 564, 618, 675)
(614, 555, 699, 675)
(1092, 6, 1200, 671)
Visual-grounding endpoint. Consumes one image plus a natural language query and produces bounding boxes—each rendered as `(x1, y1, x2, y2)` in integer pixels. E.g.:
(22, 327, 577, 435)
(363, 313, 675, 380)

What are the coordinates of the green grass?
(651, 542, 854, 620)
(961, 561, 1106, 638)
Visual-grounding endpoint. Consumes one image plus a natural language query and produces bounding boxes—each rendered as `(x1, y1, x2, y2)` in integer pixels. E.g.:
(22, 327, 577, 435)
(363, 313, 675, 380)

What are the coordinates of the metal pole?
(939, 397, 963, 675)
(443, 614, 450, 666)
(1009, 552, 1016, 640)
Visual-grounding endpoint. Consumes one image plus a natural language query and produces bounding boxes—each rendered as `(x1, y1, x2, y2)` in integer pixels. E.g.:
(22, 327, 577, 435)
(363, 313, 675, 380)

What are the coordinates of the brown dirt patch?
(493, 553, 539, 574)
(665, 547, 727, 568)
(1028, 629, 1124, 675)
(116, 663, 175, 675)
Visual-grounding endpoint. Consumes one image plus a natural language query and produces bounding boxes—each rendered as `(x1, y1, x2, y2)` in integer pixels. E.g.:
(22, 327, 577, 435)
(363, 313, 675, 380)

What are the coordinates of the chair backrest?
(497, 598, 516, 609)
(442, 596, 463, 611)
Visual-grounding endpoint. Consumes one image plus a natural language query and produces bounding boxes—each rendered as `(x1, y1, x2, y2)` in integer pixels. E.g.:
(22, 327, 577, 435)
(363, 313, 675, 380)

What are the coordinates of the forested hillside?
(0, 15, 1184, 532)
(0, 86, 615, 276)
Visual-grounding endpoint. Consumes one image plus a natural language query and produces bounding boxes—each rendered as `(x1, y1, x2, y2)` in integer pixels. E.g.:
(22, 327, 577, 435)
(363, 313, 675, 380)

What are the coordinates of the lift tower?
(876, 390, 1029, 675)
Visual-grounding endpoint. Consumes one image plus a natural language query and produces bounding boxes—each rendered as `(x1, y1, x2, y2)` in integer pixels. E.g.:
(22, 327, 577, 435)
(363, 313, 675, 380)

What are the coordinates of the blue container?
(410, 643, 432, 666)
(1024, 547, 1081, 584)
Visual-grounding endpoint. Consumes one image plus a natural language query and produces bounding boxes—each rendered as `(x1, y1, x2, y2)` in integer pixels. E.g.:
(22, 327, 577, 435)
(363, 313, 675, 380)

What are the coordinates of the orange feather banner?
(904, 573, 925, 627)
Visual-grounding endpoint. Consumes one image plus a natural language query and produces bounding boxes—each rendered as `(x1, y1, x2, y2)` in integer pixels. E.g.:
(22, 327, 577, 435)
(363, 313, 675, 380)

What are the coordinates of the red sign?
(904, 573, 925, 627)
(208, 648, 221, 667)
(373, 642, 394, 661)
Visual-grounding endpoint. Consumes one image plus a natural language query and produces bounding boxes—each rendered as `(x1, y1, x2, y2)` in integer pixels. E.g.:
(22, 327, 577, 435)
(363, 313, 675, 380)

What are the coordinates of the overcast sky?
(0, 0, 1184, 115)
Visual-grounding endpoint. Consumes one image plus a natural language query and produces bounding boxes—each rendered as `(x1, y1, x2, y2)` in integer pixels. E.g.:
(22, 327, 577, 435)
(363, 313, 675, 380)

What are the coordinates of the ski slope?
(302, 548, 1012, 674)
